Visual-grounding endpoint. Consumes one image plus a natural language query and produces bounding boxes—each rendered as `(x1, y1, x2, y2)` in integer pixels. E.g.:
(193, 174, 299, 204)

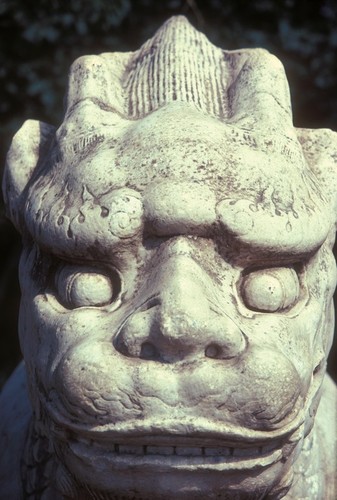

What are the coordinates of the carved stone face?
(3, 16, 337, 500)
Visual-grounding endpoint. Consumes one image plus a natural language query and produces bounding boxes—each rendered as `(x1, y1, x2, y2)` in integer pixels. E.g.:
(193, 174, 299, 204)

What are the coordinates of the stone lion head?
(3, 16, 337, 499)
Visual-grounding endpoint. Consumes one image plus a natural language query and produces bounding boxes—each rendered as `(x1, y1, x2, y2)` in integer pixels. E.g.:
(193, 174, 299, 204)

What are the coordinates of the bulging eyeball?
(241, 267, 300, 313)
(55, 264, 121, 308)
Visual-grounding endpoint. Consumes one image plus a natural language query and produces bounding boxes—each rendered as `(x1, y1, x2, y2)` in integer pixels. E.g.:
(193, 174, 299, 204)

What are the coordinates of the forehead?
(24, 105, 330, 259)
(60, 103, 305, 192)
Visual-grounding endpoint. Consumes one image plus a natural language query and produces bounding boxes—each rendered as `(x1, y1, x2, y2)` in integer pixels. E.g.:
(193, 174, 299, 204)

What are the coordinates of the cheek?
(230, 347, 303, 429)
(25, 296, 140, 420)
(21, 293, 115, 393)
(53, 340, 140, 424)
(248, 309, 326, 385)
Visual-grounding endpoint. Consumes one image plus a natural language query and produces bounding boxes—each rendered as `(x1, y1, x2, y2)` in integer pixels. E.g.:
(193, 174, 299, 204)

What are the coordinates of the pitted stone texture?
(1, 15, 337, 500)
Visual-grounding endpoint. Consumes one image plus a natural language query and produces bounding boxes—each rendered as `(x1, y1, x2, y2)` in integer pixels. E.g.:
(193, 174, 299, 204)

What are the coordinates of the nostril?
(140, 342, 158, 360)
(205, 335, 246, 359)
(205, 343, 221, 359)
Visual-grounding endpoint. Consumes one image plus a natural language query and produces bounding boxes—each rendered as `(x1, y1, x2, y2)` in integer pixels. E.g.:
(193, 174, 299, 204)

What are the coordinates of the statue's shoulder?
(316, 374, 337, 498)
(283, 375, 336, 500)
(0, 362, 32, 499)
(317, 373, 337, 444)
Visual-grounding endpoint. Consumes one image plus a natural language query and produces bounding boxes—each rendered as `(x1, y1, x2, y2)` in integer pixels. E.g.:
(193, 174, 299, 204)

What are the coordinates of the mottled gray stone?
(0, 15, 336, 499)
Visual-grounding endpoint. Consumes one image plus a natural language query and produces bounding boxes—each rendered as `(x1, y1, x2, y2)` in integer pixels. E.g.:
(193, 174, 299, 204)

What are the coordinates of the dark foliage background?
(1, 0, 337, 387)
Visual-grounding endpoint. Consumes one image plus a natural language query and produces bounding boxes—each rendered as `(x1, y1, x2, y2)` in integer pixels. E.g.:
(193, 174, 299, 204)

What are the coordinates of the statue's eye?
(55, 264, 121, 308)
(241, 267, 300, 313)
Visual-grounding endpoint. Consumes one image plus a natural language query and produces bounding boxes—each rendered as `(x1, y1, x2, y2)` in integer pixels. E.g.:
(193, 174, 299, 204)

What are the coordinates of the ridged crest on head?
(62, 15, 293, 128)
(3, 15, 337, 240)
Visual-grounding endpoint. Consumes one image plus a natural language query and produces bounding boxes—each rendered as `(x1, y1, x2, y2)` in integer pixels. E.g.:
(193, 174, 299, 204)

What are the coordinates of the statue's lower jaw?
(52, 430, 300, 499)
(41, 388, 305, 497)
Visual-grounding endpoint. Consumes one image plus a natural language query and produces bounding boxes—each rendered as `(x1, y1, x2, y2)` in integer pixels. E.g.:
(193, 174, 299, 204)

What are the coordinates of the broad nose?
(115, 253, 246, 362)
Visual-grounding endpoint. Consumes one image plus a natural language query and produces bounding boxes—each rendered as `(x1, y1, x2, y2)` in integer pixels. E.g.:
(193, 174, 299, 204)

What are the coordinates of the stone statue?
(0, 16, 336, 499)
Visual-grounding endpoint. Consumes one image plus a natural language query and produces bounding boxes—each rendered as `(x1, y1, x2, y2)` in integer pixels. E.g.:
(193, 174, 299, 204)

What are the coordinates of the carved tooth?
(204, 447, 231, 456)
(232, 447, 259, 457)
(175, 446, 203, 456)
(146, 445, 175, 455)
(118, 445, 144, 455)
(105, 442, 276, 458)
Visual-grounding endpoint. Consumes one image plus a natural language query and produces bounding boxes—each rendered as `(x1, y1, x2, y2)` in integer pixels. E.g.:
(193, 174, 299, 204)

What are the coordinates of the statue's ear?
(2, 119, 56, 232)
(297, 127, 337, 219)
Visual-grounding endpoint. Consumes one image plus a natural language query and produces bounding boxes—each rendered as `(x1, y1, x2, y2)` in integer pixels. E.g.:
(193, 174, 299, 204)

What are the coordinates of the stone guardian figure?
(0, 16, 336, 499)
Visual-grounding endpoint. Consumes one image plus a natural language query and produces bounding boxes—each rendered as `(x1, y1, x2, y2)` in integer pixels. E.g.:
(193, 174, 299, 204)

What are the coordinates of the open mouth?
(46, 400, 301, 474)
(67, 435, 284, 472)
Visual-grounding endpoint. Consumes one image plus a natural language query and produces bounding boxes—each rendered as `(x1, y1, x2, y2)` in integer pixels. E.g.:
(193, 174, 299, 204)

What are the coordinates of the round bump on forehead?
(24, 184, 144, 258)
(217, 201, 254, 237)
(105, 191, 143, 239)
(216, 198, 331, 254)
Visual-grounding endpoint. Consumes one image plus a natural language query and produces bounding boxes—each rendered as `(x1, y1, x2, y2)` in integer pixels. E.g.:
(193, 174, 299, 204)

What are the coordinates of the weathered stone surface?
(1, 16, 337, 499)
